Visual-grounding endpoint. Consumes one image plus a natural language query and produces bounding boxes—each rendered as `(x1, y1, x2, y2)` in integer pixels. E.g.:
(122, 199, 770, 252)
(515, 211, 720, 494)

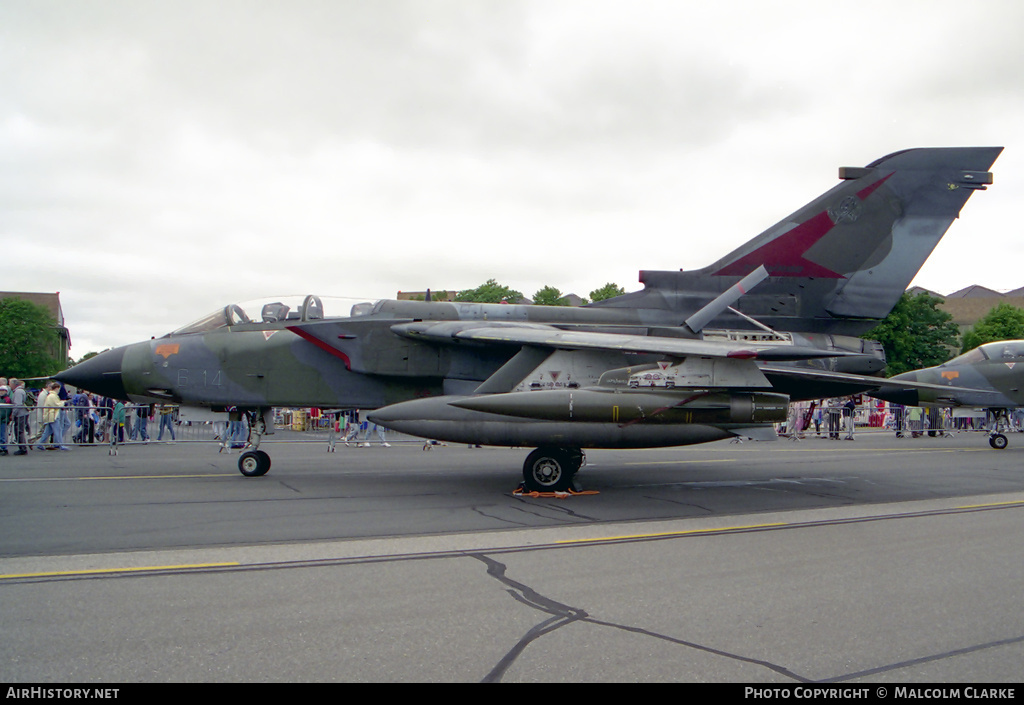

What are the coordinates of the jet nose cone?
(55, 346, 129, 400)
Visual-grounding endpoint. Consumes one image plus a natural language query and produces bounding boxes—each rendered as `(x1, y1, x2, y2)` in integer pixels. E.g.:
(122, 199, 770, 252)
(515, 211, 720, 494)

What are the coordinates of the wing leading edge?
(389, 321, 857, 362)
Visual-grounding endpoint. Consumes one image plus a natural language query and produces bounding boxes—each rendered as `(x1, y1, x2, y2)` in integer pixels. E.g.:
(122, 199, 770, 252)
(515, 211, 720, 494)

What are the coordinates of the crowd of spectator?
(0, 377, 185, 456)
(0, 378, 394, 455)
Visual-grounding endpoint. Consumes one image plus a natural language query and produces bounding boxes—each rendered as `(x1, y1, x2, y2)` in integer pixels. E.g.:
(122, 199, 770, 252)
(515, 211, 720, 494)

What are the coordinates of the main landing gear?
(521, 446, 585, 492)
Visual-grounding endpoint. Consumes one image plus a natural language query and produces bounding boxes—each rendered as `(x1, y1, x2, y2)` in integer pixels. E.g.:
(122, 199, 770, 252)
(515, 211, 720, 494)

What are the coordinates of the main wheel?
(522, 447, 581, 492)
(239, 450, 271, 476)
(989, 433, 1008, 450)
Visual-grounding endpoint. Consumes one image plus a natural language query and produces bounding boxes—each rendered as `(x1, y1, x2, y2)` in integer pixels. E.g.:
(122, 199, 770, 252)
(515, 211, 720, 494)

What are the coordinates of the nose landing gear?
(236, 408, 274, 477)
(239, 449, 272, 476)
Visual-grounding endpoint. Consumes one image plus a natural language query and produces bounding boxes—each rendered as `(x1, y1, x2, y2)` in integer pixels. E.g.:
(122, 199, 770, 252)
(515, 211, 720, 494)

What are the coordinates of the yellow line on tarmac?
(554, 522, 787, 544)
(81, 474, 236, 480)
(555, 501, 1024, 546)
(719, 447, 972, 453)
(630, 446, 986, 455)
(0, 562, 241, 580)
(955, 499, 1024, 509)
(0, 474, 235, 482)
(623, 458, 737, 466)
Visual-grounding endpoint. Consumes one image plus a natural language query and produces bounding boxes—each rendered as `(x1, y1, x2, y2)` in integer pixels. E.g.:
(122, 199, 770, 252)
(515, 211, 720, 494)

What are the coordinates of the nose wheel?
(989, 433, 1008, 450)
(239, 450, 271, 477)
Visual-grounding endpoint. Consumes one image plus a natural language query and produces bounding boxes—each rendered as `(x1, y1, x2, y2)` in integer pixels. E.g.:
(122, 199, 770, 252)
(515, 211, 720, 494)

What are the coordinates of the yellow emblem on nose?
(941, 370, 959, 380)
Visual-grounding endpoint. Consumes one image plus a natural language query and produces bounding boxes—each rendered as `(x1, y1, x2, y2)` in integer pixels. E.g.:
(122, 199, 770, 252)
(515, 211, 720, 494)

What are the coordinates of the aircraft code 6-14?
(6, 689, 118, 700)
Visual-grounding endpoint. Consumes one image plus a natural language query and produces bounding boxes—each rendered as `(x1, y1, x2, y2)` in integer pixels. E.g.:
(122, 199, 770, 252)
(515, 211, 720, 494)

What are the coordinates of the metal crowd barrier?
(777, 402, 1010, 439)
(4, 402, 1020, 453)
(0, 404, 406, 453)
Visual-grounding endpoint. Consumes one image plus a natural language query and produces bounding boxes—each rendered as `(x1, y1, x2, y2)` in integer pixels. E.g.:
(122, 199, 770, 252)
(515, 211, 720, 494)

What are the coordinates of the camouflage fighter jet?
(57, 147, 1001, 485)
(366, 343, 975, 491)
(870, 340, 1024, 450)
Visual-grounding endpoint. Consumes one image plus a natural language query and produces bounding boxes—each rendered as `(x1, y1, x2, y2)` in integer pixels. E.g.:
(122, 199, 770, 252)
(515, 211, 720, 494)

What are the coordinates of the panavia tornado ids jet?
(870, 340, 1024, 450)
(58, 147, 1001, 487)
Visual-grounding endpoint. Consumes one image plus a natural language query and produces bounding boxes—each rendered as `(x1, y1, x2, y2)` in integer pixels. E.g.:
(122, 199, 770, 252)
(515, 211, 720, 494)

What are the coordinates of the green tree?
(455, 279, 524, 304)
(0, 297, 62, 378)
(961, 302, 1024, 353)
(863, 292, 960, 376)
(532, 285, 569, 306)
(408, 290, 451, 302)
(74, 351, 101, 365)
(589, 283, 626, 302)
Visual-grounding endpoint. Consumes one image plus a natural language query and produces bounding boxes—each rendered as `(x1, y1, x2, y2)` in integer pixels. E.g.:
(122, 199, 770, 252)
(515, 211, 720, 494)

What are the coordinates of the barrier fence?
(2, 402, 1020, 453)
(781, 401, 1019, 439)
(0, 404, 404, 451)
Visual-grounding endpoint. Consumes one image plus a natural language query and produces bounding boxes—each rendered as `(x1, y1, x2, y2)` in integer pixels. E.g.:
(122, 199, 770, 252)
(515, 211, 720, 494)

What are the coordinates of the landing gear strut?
(522, 446, 585, 492)
(237, 408, 274, 477)
(988, 409, 1011, 450)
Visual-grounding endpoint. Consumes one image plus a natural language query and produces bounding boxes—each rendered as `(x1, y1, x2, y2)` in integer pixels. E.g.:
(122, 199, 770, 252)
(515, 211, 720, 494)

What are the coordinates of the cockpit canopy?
(942, 340, 1024, 367)
(170, 295, 380, 336)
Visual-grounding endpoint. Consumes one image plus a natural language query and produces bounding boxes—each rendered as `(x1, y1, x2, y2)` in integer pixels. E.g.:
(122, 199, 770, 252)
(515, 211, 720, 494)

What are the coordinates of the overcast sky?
(3, 0, 1022, 356)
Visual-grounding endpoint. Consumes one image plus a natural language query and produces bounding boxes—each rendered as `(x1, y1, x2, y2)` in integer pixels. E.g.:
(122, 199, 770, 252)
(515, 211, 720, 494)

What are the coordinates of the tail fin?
(597, 147, 1002, 335)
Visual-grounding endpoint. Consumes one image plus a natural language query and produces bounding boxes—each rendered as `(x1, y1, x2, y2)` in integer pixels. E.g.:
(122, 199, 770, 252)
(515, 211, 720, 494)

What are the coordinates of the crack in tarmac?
(473, 554, 589, 683)
(472, 553, 806, 683)
(471, 546, 1024, 683)
(508, 496, 601, 522)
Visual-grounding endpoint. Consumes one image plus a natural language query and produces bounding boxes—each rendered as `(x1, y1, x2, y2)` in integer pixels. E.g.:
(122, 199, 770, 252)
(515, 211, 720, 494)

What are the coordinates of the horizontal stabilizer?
(761, 365, 993, 403)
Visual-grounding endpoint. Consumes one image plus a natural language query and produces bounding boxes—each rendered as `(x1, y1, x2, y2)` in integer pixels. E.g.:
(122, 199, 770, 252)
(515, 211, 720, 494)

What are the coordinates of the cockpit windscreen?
(169, 295, 379, 336)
